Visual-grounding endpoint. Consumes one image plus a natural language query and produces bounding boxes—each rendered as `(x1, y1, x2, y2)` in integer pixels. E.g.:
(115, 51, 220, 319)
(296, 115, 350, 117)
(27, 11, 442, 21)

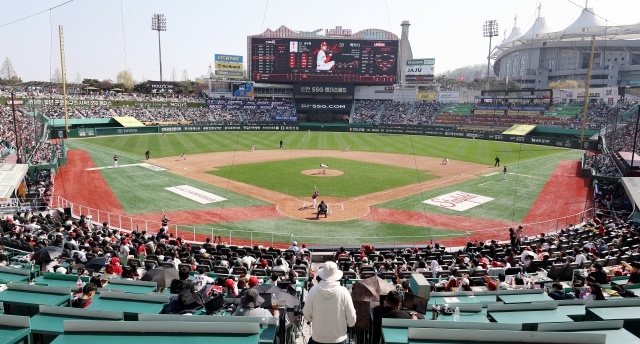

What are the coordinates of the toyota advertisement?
(251, 38, 398, 84)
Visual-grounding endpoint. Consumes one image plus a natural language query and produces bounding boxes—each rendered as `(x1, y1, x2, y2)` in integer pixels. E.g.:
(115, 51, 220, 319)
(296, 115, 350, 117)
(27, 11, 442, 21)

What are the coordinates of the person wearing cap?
(226, 278, 239, 296)
(234, 289, 280, 318)
(118, 238, 131, 260)
(628, 262, 640, 284)
(247, 275, 260, 288)
(316, 42, 335, 71)
(303, 261, 356, 344)
(288, 241, 299, 253)
(192, 267, 214, 292)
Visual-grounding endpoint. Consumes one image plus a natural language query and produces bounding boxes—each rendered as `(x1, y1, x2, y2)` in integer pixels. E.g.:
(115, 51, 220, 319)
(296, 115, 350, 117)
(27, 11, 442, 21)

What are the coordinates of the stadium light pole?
(483, 20, 499, 91)
(151, 14, 167, 82)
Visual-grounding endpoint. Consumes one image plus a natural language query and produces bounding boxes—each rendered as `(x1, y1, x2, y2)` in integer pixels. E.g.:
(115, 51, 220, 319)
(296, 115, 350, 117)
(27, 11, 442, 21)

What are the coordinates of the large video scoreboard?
(251, 38, 398, 84)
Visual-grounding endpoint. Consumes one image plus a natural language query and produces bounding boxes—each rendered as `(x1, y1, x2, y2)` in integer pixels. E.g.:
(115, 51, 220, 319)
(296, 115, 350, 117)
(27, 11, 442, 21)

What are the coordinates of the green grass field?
(376, 150, 582, 222)
(79, 131, 568, 165)
(65, 140, 269, 214)
(67, 131, 580, 244)
(208, 157, 437, 198)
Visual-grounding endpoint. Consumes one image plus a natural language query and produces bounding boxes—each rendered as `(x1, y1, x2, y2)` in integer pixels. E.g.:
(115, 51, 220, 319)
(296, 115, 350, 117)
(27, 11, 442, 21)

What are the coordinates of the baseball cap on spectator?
(261, 260, 268, 267)
(497, 258, 507, 263)
(225, 279, 235, 288)
(413, 247, 419, 253)
(110, 257, 120, 265)
(302, 244, 307, 248)
(248, 276, 259, 287)
(492, 261, 499, 267)
(292, 241, 297, 246)
(234, 259, 242, 267)
(121, 239, 128, 245)
(199, 249, 207, 254)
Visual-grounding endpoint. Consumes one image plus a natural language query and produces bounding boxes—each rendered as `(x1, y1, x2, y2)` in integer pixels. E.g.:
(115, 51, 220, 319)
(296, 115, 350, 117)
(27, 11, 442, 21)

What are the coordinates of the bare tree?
(0, 57, 17, 81)
(51, 68, 62, 83)
(181, 69, 189, 82)
(116, 69, 134, 90)
(171, 67, 177, 82)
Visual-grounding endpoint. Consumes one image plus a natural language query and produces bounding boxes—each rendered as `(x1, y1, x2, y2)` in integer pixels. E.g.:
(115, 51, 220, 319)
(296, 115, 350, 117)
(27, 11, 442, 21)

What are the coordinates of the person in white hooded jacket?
(303, 261, 356, 344)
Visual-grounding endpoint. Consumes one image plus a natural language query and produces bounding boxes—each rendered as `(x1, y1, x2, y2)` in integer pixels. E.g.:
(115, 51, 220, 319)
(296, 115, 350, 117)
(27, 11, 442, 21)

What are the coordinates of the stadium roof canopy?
(250, 25, 399, 40)
(494, 4, 640, 55)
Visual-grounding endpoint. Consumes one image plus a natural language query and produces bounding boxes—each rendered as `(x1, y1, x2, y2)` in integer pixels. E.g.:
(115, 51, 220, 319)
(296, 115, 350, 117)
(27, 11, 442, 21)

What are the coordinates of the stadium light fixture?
(483, 20, 499, 91)
(151, 14, 167, 82)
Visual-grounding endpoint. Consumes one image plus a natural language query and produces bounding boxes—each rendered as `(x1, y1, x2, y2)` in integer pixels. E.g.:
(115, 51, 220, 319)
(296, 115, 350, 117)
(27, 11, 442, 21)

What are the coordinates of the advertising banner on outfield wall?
(437, 92, 459, 101)
(416, 92, 436, 101)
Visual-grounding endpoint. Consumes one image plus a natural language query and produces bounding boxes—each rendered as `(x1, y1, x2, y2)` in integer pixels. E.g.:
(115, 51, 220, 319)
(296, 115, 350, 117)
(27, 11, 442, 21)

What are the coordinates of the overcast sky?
(1, 0, 638, 83)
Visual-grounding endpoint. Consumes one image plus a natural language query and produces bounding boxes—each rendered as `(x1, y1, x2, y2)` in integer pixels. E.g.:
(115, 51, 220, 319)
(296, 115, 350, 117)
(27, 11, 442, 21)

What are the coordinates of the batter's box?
(423, 191, 493, 211)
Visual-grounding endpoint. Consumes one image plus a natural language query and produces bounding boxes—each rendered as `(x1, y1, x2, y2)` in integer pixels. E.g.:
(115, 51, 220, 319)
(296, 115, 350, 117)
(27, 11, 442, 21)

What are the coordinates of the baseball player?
(442, 158, 449, 165)
(316, 42, 335, 71)
(311, 189, 318, 209)
(345, 144, 350, 152)
(503, 166, 507, 181)
(251, 144, 255, 152)
(319, 163, 328, 174)
(113, 155, 118, 168)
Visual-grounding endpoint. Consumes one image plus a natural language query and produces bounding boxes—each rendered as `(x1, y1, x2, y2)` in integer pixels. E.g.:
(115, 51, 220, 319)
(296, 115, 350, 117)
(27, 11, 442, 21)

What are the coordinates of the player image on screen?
(316, 42, 335, 71)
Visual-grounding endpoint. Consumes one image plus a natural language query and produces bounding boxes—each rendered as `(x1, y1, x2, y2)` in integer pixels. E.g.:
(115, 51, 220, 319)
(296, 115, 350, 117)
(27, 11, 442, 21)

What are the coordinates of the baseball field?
(55, 131, 590, 247)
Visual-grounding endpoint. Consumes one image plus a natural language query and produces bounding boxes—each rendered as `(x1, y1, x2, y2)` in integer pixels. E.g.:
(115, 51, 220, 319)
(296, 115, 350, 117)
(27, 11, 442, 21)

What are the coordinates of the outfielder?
(345, 144, 350, 152)
(311, 189, 319, 208)
(503, 166, 507, 180)
(319, 163, 328, 174)
(113, 155, 118, 168)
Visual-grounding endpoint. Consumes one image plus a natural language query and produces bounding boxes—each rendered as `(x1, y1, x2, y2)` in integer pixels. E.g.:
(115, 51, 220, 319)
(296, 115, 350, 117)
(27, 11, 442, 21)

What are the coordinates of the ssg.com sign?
(300, 104, 347, 109)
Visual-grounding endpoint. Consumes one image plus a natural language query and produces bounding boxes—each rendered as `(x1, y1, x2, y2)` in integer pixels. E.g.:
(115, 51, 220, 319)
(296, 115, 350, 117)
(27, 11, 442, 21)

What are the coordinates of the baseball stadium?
(1, 1, 640, 343)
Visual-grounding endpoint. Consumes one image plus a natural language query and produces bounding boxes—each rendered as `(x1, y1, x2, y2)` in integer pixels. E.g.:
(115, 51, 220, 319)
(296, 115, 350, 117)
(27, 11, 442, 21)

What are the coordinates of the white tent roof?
(502, 27, 522, 45)
(563, 8, 606, 32)
(520, 17, 555, 39)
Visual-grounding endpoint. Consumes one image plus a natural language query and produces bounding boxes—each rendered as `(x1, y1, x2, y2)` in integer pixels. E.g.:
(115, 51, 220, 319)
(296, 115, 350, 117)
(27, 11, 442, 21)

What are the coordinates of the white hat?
(199, 249, 207, 254)
(292, 241, 297, 246)
(461, 278, 470, 286)
(318, 261, 343, 282)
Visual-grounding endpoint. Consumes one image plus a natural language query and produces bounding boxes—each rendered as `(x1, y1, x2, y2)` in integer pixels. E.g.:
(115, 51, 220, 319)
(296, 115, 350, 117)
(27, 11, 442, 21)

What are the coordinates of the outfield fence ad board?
(69, 124, 595, 150)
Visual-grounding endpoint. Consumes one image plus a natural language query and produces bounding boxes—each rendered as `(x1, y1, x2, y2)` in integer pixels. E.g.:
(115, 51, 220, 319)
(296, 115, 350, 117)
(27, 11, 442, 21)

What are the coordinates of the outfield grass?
(78, 131, 568, 165)
(65, 140, 269, 214)
(177, 218, 467, 245)
(208, 157, 437, 198)
(375, 150, 583, 223)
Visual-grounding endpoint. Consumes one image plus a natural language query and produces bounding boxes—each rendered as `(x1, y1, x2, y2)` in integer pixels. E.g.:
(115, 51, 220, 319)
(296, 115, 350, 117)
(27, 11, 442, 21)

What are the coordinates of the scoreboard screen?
(251, 38, 398, 84)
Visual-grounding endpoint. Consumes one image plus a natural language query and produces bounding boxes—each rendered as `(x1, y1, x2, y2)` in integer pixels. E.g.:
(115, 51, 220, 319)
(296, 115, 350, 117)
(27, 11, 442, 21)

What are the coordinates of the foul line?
(86, 163, 167, 171)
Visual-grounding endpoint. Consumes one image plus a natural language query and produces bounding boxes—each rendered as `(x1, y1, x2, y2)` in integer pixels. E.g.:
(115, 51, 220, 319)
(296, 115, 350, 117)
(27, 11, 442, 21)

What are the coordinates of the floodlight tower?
(483, 20, 499, 91)
(151, 14, 167, 81)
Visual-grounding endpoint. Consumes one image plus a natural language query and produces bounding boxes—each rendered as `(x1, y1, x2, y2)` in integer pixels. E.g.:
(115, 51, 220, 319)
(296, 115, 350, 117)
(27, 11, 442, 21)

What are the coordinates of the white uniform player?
(251, 144, 255, 152)
(113, 155, 118, 168)
(311, 190, 318, 208)
(316, 42, 335, 71)
(345, 144, 350, 152)
(320, 163, 328, 174)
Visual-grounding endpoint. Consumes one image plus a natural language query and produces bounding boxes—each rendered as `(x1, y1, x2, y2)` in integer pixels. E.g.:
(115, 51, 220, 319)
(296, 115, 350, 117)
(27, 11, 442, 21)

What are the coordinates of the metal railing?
(52, 196, 595, 248)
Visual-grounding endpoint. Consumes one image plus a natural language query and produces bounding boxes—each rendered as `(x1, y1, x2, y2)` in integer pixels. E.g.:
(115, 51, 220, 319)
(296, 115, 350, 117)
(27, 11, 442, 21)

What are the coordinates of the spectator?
(288, 241, 299, 253)
(628, 262, 640, 284)
(371, 291, 417, 344)
(588, 263, 608, 285)
(192, 267, 214, 291)
(303, 261, 356, 344)
(547, 283, 566, 300)
(497, 273, 509, 290)
(234, 289, 280, 318)
(72, 283, 97, 308)
(169, 266, 193, 295)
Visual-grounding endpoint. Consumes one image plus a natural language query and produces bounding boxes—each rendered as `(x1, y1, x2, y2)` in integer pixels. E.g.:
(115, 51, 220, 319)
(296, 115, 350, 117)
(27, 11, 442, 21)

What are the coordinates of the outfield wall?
(63, 124, 596, 150)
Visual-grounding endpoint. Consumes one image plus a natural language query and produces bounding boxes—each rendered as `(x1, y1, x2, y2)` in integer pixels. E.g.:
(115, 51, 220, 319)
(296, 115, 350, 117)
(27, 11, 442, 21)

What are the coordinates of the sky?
(1, 0, 639, 83)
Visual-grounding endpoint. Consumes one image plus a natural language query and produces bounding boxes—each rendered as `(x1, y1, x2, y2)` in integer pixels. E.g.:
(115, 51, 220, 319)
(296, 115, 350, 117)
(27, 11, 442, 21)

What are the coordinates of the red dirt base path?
(522, 160, 591, 224)
(55, 150, 125, 214)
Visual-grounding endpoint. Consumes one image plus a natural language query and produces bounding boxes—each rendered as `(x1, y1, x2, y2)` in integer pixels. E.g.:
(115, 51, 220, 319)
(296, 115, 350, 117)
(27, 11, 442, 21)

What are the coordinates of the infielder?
(319, 163, 328, 174)
(345, 144, 350, 152)
(251, 144, 255, 152)
(113, 155, 118, 168)
(311, 189, 319, 208)
(442, 158, 449, 165)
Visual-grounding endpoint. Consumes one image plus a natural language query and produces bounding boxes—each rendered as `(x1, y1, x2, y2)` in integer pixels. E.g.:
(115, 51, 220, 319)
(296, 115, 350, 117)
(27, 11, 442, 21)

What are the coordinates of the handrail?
(52, 195, 594, 248)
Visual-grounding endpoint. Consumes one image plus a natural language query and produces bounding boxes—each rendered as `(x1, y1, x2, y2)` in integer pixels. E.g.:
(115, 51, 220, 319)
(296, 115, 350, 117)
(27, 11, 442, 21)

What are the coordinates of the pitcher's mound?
(301, 169, 344, 177)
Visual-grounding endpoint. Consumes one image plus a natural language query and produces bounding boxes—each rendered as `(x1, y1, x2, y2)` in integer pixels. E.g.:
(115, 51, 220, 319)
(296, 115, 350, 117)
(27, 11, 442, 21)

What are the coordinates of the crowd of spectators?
(0, 88, 204, 103)
(575, 103, 635, 130)
(378, 102, 411, 124)
(0, 106, 60, 164)
(406, 101, 442, 125)
(352, 100, 383, 123)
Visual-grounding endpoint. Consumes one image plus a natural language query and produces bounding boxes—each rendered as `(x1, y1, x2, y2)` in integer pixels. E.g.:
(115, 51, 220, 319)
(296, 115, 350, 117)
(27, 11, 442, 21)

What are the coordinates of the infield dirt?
(149, 150, 486, 221)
